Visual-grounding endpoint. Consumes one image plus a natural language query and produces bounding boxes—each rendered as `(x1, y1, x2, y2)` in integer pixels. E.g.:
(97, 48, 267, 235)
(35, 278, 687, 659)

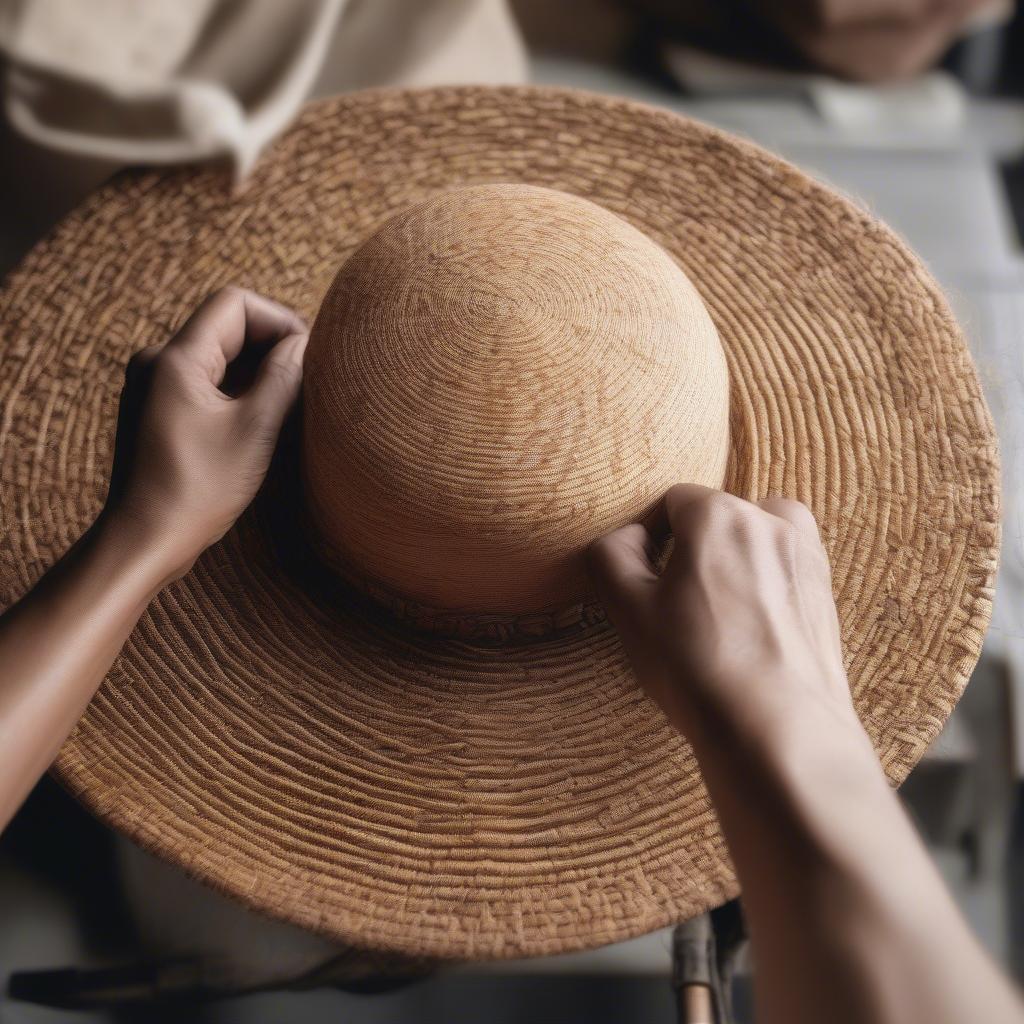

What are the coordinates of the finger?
(587, 522, 659, 612)
(169, 287, 307, 381)
(241, 332, 308, 436)
(659, 484, 763, 578)
(661, 482, 723, 537)
(758, 497, 820, 539)
(662, 483, 752, 551)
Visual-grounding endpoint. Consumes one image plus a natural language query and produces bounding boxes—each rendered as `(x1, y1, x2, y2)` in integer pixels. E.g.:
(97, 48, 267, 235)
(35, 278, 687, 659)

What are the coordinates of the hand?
(104, 287, 308, 581)
(589, 485, 861, 754)
(591, 486, 1024, 1024)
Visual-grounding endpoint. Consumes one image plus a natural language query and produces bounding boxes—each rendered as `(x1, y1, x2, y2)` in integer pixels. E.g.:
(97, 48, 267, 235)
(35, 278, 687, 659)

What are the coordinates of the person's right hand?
(588, 485, 863, 753)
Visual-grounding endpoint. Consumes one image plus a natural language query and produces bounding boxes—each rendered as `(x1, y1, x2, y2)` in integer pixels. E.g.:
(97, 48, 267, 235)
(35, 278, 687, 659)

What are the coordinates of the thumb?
(587, 522, 659, 620)
(243, 331, 308, 436)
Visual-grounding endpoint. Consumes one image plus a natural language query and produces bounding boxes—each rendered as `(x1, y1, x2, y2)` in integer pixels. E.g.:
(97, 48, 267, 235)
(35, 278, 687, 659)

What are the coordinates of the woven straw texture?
(303, 183, 729, 635)
(0, 86, 999, 960)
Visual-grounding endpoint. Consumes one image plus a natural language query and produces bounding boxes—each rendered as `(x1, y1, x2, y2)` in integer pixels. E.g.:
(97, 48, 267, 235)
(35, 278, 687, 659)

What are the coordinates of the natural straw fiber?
(0, 86, 999, 960)
(303, 184, 729, 638)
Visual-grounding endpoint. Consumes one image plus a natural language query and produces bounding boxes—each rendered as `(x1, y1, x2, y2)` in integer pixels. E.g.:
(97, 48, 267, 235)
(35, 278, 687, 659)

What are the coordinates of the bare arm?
(590, 485, 1022, 1024)
(0, 287, 307, 831)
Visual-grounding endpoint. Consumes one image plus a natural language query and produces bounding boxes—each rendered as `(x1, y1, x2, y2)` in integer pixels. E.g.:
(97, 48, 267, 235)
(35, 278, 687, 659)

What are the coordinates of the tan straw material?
(304, 183, 729, 638)
(0, 86, 1000, 960)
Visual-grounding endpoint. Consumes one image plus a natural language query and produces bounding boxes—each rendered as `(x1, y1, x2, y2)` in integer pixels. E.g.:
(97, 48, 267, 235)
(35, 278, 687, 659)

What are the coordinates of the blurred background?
(1, 1, 1023, 1021)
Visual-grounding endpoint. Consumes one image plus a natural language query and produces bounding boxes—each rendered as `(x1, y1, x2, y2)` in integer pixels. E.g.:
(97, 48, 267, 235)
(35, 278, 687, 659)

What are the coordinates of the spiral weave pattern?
(303, 183, 729, 627)
(0, 86, 999, 960)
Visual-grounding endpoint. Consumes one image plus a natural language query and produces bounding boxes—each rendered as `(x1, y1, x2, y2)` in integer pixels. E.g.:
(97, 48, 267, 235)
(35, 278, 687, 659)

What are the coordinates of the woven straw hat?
(0, 86, 999, 960)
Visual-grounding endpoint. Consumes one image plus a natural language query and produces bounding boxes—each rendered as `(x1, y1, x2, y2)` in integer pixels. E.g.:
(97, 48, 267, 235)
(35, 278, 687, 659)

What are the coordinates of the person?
(0, 287, 1020, 1024)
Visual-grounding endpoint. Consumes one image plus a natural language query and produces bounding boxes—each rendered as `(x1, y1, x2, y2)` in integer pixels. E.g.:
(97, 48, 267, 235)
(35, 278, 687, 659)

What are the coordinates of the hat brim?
(0, 86, 999, 960)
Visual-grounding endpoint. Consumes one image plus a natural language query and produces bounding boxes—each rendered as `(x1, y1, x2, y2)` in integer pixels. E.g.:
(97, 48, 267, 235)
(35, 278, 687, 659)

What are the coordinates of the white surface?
(464, 927, 674, 976)
(533, 56, 1024, 156)
(665, 47, 968, 134)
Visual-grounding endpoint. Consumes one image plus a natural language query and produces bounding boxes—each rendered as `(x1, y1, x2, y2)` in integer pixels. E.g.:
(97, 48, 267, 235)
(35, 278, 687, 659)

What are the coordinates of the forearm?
(0, 290, 304, 833)
(691, 706, 1022, 1024)
(0, 513, 172, 829)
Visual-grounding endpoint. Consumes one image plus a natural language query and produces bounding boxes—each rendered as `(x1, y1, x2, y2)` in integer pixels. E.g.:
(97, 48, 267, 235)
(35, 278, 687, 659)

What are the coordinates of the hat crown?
(302, 184, 729, 631)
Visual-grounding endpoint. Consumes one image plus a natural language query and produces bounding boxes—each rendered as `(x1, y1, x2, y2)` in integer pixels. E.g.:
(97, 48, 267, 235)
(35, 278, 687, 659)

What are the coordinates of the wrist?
(91, 506, 199, 595)
(690, 696, 895, 877)
(687, 681, 881, 797)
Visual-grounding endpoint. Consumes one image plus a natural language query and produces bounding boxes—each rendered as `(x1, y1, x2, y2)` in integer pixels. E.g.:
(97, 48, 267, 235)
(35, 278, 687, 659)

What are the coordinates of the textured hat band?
(313, 528, 607, 643)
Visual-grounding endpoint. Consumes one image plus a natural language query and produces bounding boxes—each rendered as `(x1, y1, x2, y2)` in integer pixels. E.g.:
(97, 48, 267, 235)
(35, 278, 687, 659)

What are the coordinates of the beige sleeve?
(0, 0, 527, 180)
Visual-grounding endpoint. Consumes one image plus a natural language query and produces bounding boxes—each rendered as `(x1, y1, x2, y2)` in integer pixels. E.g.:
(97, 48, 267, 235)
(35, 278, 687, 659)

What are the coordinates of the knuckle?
(709, 490, 746, 513)
(213, 284, 245, 303)
(781, 497, 815, 523)
(664, 483, 698, 509)
(768, 496, 820, 536)
(770, 497, 804, 516)
(687, 498, 718, 532)
(201, 285, 247, 316)
(676, 490, 738, 535)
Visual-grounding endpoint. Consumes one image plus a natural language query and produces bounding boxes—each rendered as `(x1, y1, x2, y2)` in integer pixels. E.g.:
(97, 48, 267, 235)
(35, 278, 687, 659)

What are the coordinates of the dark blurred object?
(670, 902, 747, 1024)
(1002, 155, 1024, 257)
(992, 0, 1024, 92)
(512, 0, 637, 61)
(0, 55, 119, 280)
(627, 0, 1014, 81)
(0, 774, 139, 957)
(8, 952, 431, 1009)
(763, 0, 1009, 80)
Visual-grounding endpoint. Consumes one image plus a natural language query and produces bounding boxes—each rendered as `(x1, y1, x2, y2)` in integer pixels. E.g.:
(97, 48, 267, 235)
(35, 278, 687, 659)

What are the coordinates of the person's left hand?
(104, 286, 308, 580)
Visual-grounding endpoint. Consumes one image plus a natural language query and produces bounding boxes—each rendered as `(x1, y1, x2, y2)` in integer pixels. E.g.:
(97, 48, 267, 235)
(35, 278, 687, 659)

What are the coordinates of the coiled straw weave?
(302, 183, 730, 640)
(0, 86, 999, 960)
